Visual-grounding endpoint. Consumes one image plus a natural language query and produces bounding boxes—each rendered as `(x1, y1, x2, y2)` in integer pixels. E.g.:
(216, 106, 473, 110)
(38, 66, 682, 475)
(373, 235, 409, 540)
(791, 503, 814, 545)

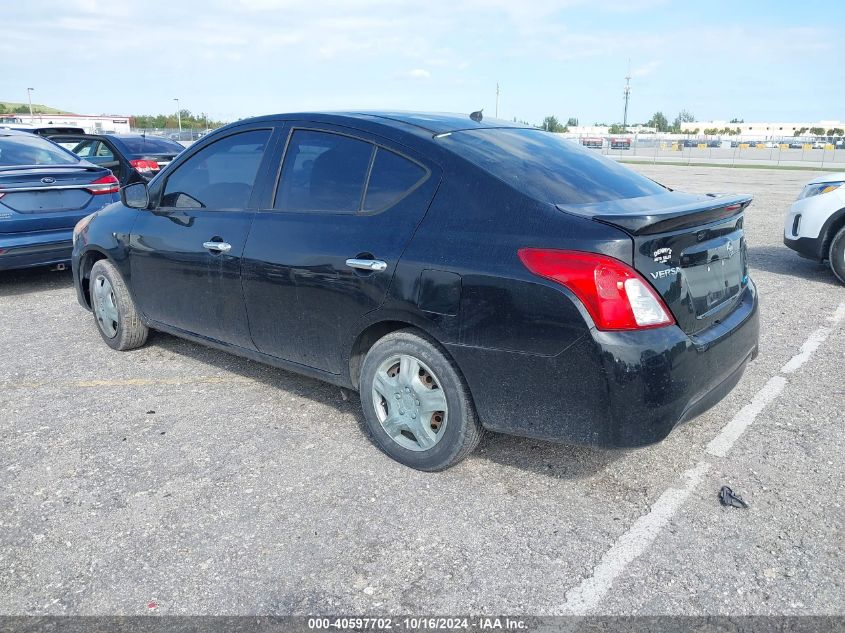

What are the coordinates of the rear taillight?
(518, 248, 675, 331)
(129, 159, 160, 174)
(86, 174, 119, 195)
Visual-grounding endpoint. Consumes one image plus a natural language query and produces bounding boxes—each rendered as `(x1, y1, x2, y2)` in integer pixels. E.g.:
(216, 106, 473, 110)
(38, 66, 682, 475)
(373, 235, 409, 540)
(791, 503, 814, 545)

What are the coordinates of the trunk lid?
(557, 192, 752, 335)
(0, 165, 111, 233)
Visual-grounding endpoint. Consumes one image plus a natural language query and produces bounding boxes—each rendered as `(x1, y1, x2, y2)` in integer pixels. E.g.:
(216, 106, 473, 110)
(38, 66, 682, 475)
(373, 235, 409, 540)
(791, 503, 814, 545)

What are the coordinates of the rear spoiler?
(0, 164, 104, 173)
(557, 193, 753, 236)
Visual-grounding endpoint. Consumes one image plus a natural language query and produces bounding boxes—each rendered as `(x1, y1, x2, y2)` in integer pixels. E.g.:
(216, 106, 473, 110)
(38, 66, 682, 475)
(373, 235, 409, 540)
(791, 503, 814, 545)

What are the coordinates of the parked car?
(0, 129, 119, 271)
(48, 133, 185, 186)
(72, 112, 759, 470)
(579, 137, 603, 149)
(0, 123, 85, 136)
(784, 172, 845, 283)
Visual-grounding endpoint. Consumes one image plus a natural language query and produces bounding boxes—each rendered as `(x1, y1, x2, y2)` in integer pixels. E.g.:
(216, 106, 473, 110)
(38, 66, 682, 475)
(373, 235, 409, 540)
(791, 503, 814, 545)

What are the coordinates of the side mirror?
(121, 182, 149, 209)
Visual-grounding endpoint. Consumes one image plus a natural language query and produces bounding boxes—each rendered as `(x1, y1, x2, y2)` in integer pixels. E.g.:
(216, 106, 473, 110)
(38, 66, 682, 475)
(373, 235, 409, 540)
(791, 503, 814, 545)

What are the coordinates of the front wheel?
(359, 329, 482, 471)
(89, 259, 149, 351)
(829, 226, 845, 285)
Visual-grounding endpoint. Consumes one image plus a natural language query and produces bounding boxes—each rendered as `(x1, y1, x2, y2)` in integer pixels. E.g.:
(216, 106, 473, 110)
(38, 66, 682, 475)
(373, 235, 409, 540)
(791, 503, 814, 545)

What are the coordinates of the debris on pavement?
(719, 485, 749, 509)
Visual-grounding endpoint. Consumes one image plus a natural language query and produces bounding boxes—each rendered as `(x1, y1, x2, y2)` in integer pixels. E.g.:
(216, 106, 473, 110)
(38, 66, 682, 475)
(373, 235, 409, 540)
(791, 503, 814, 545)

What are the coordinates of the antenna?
(622, 59, 631, 132)
(495, 83, 500, 118)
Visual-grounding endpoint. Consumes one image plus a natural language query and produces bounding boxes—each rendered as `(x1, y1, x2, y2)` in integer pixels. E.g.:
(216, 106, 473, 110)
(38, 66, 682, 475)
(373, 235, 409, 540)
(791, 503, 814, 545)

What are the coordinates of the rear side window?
(275, 129, 374, 213)
(363, 148, 426, 212)
(161, 129, 271, 209)
(439, 128, 665, 204)
(0, 133, 79, 166)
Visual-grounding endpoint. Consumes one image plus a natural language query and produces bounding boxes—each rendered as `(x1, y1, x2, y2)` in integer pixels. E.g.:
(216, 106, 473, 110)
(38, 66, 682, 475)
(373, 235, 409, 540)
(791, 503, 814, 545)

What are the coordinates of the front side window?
(274, 129, 373, 213)
(161, 129, 271, 209)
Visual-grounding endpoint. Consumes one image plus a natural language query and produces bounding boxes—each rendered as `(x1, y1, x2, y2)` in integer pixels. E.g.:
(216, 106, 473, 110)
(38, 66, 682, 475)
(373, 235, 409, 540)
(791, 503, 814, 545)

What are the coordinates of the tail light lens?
(518, 248, 674, 331)
(129, 159, 160, 174)
(86, 174, 119, 195)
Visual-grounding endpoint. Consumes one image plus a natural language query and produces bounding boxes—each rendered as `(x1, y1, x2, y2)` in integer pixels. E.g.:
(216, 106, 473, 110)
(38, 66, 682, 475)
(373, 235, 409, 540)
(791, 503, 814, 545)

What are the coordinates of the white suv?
(784, 173, 845, 283)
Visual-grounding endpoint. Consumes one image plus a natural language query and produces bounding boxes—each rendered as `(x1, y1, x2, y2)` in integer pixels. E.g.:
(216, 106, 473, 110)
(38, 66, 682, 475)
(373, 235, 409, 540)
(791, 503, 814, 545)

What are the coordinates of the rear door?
(241, 125, 440, 374)
(129, 126, 278, 348)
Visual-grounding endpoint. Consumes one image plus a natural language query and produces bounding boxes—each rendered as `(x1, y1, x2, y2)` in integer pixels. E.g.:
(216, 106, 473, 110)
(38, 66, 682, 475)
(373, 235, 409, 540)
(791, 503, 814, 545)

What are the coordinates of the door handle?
(203, 241, 232, 253)
(345, 258, 387, 272)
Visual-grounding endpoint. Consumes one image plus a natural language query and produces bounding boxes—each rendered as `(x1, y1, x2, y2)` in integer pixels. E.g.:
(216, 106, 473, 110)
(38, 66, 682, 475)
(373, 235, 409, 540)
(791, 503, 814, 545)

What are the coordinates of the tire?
(359, 328, 482, 471)
(829, 226, 845, 285)
(89, 259, 149, 351)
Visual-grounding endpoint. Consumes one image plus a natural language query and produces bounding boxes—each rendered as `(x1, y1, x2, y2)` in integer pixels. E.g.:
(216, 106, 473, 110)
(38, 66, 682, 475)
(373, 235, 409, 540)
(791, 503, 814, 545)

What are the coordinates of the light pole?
(174, 98, 182, 134)
(27, 87, 34, 121)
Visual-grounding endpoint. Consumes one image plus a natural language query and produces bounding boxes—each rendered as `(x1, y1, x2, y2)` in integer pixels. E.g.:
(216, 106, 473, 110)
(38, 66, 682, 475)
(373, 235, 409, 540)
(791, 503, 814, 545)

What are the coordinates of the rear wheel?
(359, 329, 482, 471)
(90, 259, 148, 350)
(829, 226, 845, 285)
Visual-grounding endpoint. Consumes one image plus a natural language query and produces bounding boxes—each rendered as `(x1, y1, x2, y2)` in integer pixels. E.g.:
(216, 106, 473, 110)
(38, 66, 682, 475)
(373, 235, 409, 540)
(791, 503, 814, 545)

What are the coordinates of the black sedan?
(72, 112, 759, 470)
(48, 133, 184, 186)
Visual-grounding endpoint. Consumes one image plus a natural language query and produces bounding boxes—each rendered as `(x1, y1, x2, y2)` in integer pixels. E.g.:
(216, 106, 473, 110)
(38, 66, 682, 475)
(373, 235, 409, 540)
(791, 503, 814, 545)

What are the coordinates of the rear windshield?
(0, 133, 79, 166)
(119, 136, 184, 154)
(439, 128, 665, 204)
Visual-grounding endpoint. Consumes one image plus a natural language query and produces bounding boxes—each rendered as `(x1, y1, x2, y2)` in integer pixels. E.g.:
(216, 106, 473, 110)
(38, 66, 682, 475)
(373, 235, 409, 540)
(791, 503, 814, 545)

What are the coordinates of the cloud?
(403, 69, 432, 80)
(632, 61, 659, 77)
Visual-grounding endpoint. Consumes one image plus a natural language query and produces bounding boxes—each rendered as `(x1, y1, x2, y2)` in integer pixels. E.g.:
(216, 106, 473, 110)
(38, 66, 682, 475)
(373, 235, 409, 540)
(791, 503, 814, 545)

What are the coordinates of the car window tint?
(94, 142, 114, 159)
(0, 133, 79, 166)
(120, 136, 184, 154)
(71, 140, 96, 157)
(274, 130, 373, 213)
(440, 128, 666, 204)
(161, 129, 271, 209)
(363, 148, 426, 211)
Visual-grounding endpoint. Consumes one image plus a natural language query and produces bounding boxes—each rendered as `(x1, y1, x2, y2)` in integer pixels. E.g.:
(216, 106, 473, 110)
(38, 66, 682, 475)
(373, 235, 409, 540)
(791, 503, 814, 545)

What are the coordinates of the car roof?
(0, 127, 37, 137)
(242, 111, 531, 137)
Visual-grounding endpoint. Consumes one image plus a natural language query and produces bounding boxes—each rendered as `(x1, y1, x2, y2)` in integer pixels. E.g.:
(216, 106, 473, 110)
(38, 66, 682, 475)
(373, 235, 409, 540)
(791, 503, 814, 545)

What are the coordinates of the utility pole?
(622, 59, 631, 132)
(174, 98, 182, 134)
(26, 87, 34, 121)
(495, 83, 500, 118)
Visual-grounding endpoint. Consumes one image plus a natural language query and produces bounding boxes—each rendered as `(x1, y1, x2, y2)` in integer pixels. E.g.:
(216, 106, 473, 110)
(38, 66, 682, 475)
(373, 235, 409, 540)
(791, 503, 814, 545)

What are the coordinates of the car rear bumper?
(0, 230, 73, 271)
(447, 280, 759, 448)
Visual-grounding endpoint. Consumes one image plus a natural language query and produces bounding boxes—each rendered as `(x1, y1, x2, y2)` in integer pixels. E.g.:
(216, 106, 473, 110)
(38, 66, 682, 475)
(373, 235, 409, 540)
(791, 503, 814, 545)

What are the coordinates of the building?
(680, 120, 845, 139)
(5, 112, 131, 134)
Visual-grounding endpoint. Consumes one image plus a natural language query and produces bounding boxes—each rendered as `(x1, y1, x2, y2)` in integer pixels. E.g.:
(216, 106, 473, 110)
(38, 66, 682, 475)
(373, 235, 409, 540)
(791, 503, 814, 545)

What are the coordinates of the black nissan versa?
(72, 112, 760, 471)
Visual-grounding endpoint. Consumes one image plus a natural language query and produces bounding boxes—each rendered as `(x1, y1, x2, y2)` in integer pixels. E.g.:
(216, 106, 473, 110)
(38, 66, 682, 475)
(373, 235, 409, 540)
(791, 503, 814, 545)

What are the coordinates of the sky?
(2, 0, 844, 125)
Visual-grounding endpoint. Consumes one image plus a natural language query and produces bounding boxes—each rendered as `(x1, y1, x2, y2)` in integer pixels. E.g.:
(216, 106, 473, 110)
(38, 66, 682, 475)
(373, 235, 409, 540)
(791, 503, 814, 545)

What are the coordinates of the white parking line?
(705, 376, 787, 458)
(558, 302, 844, 615)
(561, 461, 710, 615)
(781, 302, 844, 374)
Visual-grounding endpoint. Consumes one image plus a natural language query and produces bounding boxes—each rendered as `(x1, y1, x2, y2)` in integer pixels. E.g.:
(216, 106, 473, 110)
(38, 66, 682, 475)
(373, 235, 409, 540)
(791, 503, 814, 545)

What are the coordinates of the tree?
(540, 115, 567, 133)
(608, 123, 625, 134)
(730, 118, 744, 123)
(794, 127, 809, 137)
(566, 117, 579, 127)
(833, 128, 844, 136)
(809, 127, 826, 136)
(670, 109, 695, 133)
(647, 111, 669, 132)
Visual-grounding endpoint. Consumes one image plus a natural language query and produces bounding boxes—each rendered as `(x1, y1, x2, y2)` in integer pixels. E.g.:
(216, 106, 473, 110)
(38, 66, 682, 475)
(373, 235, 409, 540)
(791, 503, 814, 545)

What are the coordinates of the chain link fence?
(562, 134, 845, 168)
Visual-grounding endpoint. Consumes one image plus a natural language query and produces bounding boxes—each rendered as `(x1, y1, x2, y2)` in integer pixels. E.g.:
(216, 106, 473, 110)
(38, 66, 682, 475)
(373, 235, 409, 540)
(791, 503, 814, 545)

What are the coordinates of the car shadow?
(0, 267, 74, 298)
(747, 244, 839, 285)
(146, 329, 617, 480)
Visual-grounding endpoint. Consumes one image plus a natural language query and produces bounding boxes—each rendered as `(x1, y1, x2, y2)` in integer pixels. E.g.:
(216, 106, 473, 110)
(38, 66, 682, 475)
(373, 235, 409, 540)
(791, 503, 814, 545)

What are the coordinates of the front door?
(242, 126, 440, 374)
(130, 127, 276, 348)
